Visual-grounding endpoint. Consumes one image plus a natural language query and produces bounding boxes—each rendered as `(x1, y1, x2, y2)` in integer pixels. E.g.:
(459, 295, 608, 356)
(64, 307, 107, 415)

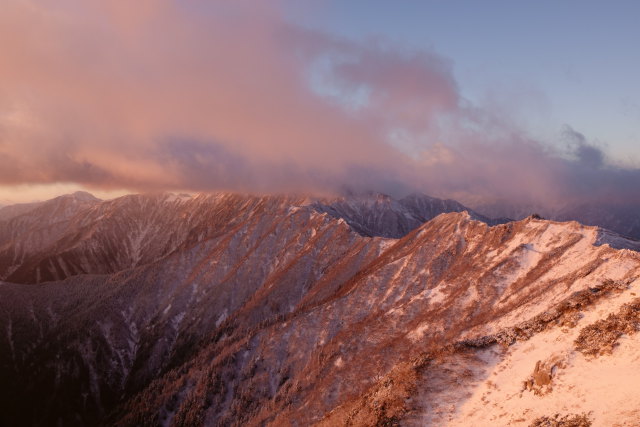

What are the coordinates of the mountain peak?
(68, 191, 101, 202)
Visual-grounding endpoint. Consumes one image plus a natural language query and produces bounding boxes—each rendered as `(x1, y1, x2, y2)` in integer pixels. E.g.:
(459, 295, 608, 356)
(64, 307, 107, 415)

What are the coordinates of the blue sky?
(285, 0, 640, 161)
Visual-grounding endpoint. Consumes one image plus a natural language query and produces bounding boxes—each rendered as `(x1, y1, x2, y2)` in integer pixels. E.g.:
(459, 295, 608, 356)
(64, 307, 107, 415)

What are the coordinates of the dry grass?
(457, 279, 628, 350)
(574, 297, 640, 357)
(317, 361, 421, 427)
(529, 412, 592, 427)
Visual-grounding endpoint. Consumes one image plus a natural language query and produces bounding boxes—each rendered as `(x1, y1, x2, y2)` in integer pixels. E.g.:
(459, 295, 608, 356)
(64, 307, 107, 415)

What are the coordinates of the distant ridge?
(312, 192, 509, 238)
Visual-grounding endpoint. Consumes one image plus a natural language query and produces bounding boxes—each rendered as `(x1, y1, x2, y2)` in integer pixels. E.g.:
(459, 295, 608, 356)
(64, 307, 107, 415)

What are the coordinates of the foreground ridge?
(0, 194, 639, 425)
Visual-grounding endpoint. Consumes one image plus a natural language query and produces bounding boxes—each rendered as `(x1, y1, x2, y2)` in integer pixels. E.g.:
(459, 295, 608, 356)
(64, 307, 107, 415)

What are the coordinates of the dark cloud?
(563, 125, 605, 168)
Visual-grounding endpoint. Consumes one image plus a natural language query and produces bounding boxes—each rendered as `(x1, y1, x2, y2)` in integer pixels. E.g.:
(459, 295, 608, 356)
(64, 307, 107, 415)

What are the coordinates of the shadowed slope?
(0, 193, 309, 283)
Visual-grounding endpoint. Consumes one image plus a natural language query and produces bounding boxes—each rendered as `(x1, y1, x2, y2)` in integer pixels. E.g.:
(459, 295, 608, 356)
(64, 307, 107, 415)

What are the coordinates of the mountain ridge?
(0, 191, 510, 284)
(1, 194, 640, 425)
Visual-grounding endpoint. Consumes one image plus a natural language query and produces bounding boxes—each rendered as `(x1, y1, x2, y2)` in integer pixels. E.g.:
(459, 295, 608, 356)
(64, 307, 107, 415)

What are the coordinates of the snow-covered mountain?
(0, 192, 309, 283)
(555, 201, 640, 242)
(0, 191, 99, 221)
(0, 192, 501, 284)
(1, 192, 640, 426)
(312, 192, 507, 238)
(472, 199, 640, 241)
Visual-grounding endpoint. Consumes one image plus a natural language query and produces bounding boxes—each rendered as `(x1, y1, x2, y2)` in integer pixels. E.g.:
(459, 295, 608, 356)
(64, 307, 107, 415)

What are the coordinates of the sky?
(286, 1, 640, 160)
(0, 0, 639, 207)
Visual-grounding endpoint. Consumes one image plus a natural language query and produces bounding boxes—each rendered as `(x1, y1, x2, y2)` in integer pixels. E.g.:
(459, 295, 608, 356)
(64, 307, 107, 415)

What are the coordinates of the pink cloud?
(0, 1, 419, 188)
(1, 0, 638, 209)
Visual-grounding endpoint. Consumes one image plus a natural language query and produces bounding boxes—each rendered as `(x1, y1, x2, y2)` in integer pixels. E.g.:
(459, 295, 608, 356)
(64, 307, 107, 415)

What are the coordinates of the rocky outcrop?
(523, 354, 566, 395)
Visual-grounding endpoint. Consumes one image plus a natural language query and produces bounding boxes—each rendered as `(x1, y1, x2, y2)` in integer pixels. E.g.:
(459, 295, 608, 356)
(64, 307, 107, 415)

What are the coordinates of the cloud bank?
(1, 0, 639, 208)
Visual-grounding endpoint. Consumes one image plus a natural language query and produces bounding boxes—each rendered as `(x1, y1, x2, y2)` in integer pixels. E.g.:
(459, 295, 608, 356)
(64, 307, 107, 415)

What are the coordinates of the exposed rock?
(523, 354, 566, 396)
(533, 360, 552, 386)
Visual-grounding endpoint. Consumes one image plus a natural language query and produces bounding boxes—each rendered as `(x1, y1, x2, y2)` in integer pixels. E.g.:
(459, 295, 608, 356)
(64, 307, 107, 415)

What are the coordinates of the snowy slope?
(2, 198, 640, 426)
(448, 280, 640, 426)
(0, 202, 40, 221)
(556, 201, 640, 242)
(472, 199, 640, 241)
(0, 193, 640, 426)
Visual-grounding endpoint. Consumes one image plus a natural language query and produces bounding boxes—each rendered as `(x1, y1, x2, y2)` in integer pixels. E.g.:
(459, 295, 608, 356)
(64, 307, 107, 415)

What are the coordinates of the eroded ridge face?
(0, 193, 639, 426)
(0, 192, 502, 284)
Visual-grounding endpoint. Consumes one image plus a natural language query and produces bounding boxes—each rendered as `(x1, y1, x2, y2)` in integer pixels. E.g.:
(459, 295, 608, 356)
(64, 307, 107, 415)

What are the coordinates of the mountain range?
(0, 191, 506, 285)
(1, 191, 640, 426)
